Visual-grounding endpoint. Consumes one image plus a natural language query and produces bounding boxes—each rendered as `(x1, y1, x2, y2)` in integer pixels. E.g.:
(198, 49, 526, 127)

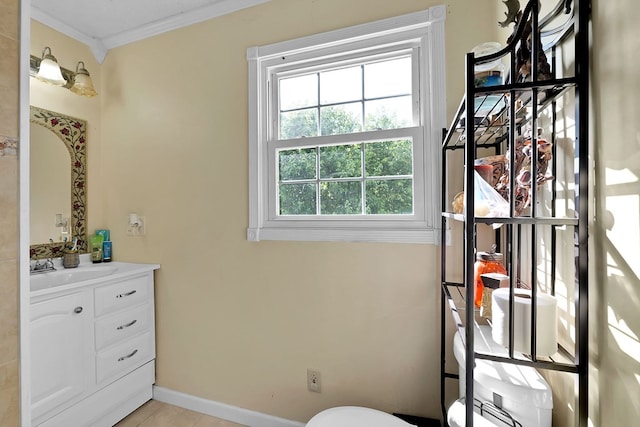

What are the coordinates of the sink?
(30, 264, 119, 292)
(29, 261, 160, 296)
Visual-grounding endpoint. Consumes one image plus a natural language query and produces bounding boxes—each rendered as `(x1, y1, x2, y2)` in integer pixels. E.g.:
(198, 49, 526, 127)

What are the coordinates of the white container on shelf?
(471, 42, 506, 87)
(452, 324, 553, 427)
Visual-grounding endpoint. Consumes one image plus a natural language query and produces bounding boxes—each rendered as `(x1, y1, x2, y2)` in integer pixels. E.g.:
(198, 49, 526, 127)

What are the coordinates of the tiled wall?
(0, 0, 21, 424)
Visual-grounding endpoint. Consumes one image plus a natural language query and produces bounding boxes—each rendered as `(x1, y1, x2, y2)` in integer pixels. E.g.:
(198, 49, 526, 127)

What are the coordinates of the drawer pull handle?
(73, 306, 83, 314)
(117, 349, 138, 362)
(116, 290, 137, 299)
(116, 319, 138, 330)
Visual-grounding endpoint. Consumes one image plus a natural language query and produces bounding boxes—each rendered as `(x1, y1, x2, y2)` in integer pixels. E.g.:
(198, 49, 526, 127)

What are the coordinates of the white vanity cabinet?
(30, 263, 159, 427)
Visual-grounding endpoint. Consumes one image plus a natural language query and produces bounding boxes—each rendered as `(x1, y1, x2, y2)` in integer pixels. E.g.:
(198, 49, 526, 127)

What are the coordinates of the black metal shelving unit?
(440, 1, 590, 426)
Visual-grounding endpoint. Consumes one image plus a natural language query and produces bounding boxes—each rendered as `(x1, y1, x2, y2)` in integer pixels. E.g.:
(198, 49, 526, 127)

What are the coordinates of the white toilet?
(451, 325, 553, 427)
(306, 406, 416, 427)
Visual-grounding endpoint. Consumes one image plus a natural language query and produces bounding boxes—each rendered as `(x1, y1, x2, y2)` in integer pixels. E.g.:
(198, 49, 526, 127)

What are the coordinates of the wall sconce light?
(30, 47, 98, 97)
(70, 61, 98, 97)
(35, 46, 66, 86)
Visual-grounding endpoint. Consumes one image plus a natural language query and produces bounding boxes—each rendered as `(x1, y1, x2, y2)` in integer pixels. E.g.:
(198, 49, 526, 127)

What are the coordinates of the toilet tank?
(453, 325, 552, 427)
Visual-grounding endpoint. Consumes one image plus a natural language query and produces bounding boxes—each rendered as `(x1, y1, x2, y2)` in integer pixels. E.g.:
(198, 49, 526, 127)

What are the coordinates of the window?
(247, 6, 446, 243)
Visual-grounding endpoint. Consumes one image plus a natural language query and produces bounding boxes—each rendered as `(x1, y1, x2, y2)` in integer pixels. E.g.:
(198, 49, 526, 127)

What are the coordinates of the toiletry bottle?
(96, 229, 110, 242)
(103, 241, 112, 262)
(91, 234, 104, 263)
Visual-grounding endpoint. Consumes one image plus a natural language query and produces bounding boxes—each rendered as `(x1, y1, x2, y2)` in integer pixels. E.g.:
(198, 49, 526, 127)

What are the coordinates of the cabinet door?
(31, 291, 93, 421)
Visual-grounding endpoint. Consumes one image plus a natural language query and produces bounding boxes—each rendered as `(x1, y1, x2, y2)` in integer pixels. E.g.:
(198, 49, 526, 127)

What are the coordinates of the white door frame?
(19, 0, 33, 425)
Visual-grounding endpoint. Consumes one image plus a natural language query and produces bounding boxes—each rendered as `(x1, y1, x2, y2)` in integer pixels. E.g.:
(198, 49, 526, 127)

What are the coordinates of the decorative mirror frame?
(30, 106, 88, 259)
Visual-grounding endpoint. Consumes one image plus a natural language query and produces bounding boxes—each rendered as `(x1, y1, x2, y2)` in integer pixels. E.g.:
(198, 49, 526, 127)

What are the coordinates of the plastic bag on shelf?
(450, 171, 510, 221)
(474, 170, 510, 219)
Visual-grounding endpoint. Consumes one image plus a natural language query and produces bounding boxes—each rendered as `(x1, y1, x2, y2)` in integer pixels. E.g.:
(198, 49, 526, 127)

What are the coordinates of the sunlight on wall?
(605, 168, 639, 186)
(601, 164, 640, 424)
(606, 194, 640, 278)
(608, 306, 640, 364)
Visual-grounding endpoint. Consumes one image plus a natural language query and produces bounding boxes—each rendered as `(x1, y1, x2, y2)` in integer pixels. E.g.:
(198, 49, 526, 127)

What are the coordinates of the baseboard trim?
(152, 386, 306, 427)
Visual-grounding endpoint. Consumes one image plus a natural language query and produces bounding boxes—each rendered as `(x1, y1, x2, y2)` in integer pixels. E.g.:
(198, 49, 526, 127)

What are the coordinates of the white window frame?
(247, 5, 446, 244)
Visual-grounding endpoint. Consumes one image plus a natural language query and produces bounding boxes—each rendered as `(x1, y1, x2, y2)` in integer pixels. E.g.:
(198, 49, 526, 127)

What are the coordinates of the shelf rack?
(439, 1, 590, 426)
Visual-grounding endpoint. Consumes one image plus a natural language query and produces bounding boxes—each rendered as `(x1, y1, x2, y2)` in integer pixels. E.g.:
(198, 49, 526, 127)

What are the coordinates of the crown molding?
(100, 0, 271, 51)
(31, 0, 271, 64)
(31, 6, 108, 63)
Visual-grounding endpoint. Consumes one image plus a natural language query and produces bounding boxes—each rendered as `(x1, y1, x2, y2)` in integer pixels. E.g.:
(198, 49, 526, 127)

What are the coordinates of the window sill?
(247, 226, 440, 244)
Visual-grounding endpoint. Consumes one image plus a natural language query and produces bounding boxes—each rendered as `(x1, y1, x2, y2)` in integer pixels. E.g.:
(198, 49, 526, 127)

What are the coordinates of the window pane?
(365, 139, 413, 177)
(280, 74, 318, 110)
(320, 181, 362, 215)
(366, 179, 413, 214)
(364, 96, 412, 130)
(364, 57, 412, 99)
(320, 66, 362, 104)
(279, 183, 317, 215)
(320, 103, 363, 136)
(280, 108, 318, 139)
(319, 144, 362, 179)
(279, 148, 317, 181)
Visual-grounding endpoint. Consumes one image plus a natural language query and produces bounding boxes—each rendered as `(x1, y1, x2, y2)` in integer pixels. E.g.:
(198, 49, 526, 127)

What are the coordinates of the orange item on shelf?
(474, 250, 507, 308)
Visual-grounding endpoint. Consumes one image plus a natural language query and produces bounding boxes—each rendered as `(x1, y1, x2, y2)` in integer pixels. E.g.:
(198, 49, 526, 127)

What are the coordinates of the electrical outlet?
(307, 369, 321, 393)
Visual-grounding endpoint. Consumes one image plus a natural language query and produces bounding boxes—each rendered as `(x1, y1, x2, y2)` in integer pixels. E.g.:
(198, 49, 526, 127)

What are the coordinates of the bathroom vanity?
(30, 261, 160, 427)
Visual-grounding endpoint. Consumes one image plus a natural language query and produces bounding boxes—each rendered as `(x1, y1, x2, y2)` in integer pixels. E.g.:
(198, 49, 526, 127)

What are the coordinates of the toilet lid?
(306, 406, 415, 427)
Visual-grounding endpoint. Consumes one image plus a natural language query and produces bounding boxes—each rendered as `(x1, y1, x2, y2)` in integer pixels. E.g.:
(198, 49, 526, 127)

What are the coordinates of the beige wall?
(22, 0, 640, 426)
(587, 0, 640, 425)
(97, 0, 496, 422)
(0, 0, 20, 424)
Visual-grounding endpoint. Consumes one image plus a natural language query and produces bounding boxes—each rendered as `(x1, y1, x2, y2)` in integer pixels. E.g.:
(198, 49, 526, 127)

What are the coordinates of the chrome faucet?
(30, 258, 57, 274)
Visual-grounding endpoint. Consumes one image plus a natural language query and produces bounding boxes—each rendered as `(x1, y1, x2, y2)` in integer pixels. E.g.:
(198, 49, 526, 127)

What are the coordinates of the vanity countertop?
(30, 256, 160, 299)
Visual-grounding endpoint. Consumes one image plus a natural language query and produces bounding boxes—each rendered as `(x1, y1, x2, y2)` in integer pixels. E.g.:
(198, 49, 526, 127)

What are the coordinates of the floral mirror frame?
(30, 106, 88, 259)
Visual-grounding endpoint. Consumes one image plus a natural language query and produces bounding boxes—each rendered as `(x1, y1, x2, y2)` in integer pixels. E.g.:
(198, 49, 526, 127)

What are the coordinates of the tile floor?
(114, 399, 247, 427)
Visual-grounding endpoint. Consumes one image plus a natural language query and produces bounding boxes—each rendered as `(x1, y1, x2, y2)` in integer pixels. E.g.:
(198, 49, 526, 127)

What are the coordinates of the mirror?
(30, 106, 88, 258)
(30, 123, 71, 243)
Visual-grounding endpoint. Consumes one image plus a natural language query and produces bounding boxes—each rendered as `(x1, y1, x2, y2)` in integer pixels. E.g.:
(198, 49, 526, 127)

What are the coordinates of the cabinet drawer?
(96, 332, 153, 384)
(94, 274, 149, 316)
(95, 303, 151, 351)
